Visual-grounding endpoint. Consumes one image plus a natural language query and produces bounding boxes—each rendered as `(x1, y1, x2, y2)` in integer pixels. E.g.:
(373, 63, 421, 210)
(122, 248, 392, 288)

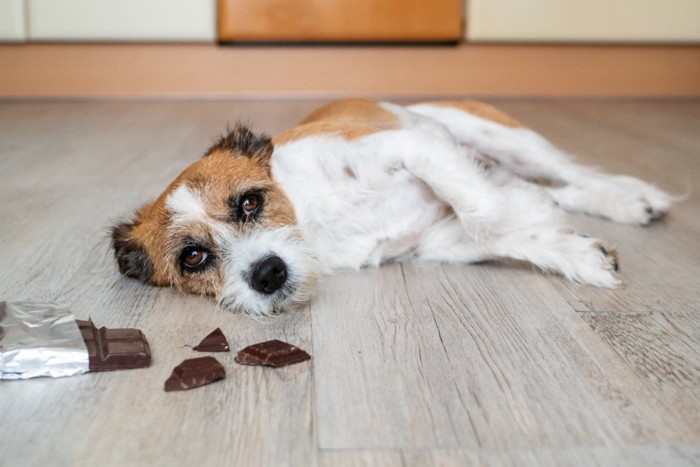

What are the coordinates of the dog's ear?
(111, 217, 154, 284)
(207, 124, 273, 164)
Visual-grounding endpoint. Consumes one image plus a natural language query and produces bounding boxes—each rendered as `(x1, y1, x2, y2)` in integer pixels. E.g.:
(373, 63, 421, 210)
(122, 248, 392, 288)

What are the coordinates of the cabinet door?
(218, 0, 462, 42)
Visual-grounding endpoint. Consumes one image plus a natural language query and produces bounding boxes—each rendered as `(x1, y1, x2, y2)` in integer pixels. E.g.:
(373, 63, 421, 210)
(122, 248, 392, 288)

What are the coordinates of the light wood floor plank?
(558, 217, 700, 313)
(401, 445, 700, 467)
(312, 262, 697, 450)
(317, 444, 700, 467)
(318, 450, 404, 467)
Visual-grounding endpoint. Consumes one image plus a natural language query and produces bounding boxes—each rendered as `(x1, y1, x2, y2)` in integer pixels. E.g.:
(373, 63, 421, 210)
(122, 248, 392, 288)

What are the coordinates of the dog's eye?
(241, 194, 260, 214)
(230, 191, 264, 223)
(180, 247, 209, 271)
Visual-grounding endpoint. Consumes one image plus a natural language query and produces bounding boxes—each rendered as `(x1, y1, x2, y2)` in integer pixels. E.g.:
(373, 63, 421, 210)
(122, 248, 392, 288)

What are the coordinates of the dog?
(112, 99, 674, 316)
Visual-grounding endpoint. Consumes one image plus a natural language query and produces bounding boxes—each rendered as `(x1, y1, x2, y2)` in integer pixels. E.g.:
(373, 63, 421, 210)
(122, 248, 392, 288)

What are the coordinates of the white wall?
(468, 0, 700, 43)
(28, 0, 216, 41)
(0, 0, 26, 41)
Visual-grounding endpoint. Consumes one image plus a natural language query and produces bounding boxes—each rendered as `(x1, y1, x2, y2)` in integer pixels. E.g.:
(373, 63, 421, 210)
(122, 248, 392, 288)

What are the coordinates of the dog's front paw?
(560, 236, 621, 288)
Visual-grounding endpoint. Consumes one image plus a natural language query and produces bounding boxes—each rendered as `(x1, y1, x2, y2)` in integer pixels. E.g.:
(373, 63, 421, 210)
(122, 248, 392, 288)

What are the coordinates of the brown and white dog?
(112, 99, 673, 316)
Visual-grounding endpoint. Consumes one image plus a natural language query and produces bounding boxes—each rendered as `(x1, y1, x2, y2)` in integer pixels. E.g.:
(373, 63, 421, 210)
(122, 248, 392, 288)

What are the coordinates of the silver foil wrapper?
(0, 301, 89, 380)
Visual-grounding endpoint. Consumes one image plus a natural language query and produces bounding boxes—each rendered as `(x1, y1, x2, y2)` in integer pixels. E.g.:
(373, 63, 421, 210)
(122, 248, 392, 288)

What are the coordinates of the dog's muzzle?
(249, 255, 288, 294)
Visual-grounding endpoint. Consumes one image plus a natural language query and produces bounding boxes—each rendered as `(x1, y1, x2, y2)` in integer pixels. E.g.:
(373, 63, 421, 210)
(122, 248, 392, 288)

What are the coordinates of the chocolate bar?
(193, 328, 230, 352)
(234, 339, 311, 368)
(76, 319, 151, 371)
(164, 356, 225, 391)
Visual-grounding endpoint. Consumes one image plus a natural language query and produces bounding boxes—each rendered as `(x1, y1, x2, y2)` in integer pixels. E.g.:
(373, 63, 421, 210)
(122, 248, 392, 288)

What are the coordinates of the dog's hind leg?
(406, 101, 675, 225)
(371, 125, 619, 287)
(414, 192, 620, 288)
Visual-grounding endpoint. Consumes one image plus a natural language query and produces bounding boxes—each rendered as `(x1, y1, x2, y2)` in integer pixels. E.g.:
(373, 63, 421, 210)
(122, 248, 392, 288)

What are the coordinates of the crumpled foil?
(0, 301, 89, 380)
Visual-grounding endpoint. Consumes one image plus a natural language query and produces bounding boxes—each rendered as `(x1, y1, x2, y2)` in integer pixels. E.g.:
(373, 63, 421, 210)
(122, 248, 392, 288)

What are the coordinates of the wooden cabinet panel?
(218, 0, 462, 42)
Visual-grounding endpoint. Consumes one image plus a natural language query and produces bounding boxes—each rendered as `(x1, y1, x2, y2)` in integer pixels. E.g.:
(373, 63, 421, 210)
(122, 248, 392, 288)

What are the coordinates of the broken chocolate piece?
(235, 339, 311, 368)
(193, 328, 230, 352)
(76, 319, 151, 371)
(164, 356, 225, 392)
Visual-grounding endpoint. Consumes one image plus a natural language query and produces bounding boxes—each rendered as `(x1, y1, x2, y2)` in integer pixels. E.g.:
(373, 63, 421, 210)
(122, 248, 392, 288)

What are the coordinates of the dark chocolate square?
(193, 328, 230, 352)
(76, 319, 151, 371)
(235, 339, 311, 368)
(164, 356, 226, 392)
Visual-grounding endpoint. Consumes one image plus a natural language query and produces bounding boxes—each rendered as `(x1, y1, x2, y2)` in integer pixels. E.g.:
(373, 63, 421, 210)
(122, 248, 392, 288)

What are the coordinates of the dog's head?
(111, 125, 318, 316)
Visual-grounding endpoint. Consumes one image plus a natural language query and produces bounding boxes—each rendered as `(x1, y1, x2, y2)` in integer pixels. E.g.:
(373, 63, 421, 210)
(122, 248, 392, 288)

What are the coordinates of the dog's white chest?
(272, 137, 447, 272)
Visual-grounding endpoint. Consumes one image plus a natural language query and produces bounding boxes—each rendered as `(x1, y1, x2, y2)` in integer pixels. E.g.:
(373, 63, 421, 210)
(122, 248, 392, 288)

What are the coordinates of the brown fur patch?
(300, 98, 399, 127)
(273, 121, 384, 146)
(274, 99, 400, 146)
(422, 100, 524, 128)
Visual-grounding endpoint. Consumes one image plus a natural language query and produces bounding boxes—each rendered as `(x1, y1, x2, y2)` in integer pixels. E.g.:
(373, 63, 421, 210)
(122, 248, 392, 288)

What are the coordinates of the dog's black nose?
(250, 256, 288, 294)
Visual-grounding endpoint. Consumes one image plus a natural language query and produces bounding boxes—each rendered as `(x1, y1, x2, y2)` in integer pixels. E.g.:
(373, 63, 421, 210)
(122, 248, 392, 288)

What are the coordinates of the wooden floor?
(0, 99, 699, 466)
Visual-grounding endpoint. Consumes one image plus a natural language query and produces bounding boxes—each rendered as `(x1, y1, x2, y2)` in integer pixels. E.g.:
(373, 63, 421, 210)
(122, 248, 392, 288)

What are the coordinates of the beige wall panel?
(0, 0, 26, 42)
(468, 0, 700, 43)
(28, 0, 215, 41)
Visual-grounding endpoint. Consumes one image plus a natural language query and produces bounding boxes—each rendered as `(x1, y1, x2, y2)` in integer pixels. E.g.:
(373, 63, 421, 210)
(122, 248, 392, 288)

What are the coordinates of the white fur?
(166, 184, 208, 225)
(270, 101, 667, 290)
(216, 227, 319, 317)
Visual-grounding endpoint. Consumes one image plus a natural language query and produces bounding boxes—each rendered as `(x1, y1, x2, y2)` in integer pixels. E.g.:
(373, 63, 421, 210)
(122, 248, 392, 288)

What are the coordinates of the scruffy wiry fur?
(112, 99, 675, 316)
(112, 219, 154, 283)
(206, 123, 273, 163)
